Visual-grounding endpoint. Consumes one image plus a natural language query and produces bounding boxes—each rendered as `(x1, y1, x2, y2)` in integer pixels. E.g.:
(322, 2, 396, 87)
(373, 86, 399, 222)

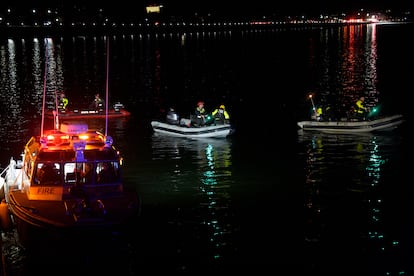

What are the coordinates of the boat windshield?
(63, 161, 121, 185)
(35, 162, 61, 185)
(96, 161, 120, 183)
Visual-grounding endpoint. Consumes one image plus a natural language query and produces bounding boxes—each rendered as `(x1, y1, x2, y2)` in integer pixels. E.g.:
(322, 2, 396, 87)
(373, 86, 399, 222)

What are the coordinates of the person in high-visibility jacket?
(211, 104, 230, 124)
(354, 96, 367, 120)
(58, 92, 69, 112)
(192, 101, 208, 126)
(315, 105, 333, 121)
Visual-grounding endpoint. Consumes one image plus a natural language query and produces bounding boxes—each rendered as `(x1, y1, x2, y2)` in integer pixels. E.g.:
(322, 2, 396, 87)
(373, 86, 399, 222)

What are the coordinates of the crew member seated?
(37, 163, 60, 185)
(314, 105, 333, 121)
(353, 96, 367, 120)
(191, 101, 207, 127)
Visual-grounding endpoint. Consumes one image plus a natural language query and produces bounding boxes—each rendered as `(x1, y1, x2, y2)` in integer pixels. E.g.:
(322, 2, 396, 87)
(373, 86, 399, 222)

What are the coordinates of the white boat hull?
(297, 114, 404, 133)
(151, 121, 232, 138)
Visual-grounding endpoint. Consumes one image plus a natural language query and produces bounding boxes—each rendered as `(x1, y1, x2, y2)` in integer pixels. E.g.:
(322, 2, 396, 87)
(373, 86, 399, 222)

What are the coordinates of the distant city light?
(0, 4, 411, 31)
(146, 5, 162, 14)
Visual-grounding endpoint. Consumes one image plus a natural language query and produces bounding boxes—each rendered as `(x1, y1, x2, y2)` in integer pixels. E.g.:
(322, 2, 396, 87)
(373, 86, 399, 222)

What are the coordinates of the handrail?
(0, 163, 10, 178)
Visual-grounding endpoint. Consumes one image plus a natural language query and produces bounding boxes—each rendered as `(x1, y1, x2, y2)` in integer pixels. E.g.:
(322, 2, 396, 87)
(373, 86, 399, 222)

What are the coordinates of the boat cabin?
(20, 122, 123, 201)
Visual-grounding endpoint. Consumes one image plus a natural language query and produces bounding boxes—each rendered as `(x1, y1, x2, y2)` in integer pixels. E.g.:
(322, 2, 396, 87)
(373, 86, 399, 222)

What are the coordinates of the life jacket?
(58, 97, 68, 110)
(212, 108, 230, 123)
(195, 106, 206, 117)
(354, 100, 365, 114)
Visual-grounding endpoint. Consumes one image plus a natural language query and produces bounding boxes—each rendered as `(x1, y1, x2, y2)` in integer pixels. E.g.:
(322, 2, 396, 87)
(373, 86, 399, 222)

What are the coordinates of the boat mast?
(105, 36, 109, 137)
(41, 39, 49, 136)
(53, 90, 60, 130)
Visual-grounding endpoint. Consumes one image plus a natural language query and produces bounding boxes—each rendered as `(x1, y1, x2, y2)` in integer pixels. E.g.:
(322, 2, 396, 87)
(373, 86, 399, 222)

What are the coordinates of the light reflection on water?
(300, 130, 407, 274)
(148, 135, 236, 265)
(0, 23, 412, 274)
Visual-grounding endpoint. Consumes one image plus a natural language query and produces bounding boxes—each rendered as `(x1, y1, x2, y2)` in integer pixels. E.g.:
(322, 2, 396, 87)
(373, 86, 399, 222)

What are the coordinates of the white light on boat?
(60, 122, 88, 134)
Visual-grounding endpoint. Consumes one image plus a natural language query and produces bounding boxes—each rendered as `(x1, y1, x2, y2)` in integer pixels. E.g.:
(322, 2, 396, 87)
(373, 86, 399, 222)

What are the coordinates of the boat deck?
(46, 109, 131, 120)
(7, 189, 139, 228)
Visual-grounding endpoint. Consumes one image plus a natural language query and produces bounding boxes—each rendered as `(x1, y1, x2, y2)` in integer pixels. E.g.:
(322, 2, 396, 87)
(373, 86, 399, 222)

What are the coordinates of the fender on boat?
(0, 199, 12, 231)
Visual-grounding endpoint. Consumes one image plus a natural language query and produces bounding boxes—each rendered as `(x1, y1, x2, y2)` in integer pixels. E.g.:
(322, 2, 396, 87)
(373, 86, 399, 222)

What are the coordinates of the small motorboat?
(46, 102, 131, 120)
(297, 114, 404, 133)
(151, 121, 233, 138)
(298, 93, 405, 134)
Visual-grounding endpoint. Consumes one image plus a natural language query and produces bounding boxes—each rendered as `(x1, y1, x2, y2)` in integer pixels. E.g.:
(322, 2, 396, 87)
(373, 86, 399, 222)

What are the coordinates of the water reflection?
(0, 37, 65, 166)
(300, 130, 406, 273)
(149, 135, 235, 267)
(311, 24, 379, 115)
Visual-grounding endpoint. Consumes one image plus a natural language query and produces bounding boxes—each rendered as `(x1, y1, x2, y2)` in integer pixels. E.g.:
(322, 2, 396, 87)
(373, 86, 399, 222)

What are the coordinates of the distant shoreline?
(1, 21, 411, 37)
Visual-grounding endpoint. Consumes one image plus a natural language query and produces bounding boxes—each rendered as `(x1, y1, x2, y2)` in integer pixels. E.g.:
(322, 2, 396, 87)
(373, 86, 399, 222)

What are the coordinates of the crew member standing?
(58, 92, 69, 112)
(211, 104, 230, 124)
(91, 93, 105, 111)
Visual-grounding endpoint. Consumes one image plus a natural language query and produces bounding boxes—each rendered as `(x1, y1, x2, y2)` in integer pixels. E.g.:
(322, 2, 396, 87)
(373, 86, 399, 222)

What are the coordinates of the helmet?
(197, 101, 204, 106)
(219, 105, 225, 109)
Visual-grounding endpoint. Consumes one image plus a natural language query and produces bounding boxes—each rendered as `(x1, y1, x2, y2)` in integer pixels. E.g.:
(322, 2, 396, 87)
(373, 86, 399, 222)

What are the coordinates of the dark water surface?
(0, 23, 413, 274)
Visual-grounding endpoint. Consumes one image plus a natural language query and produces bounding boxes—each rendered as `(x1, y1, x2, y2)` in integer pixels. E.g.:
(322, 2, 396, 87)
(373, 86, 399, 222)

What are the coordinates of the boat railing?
(0, 163, 10, 193)
(0, 163, 10, 179)
(1, 158, 25, 197)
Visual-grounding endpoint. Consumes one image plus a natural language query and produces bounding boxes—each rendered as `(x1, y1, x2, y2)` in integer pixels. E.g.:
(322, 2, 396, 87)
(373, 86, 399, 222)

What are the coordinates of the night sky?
(157, 0, 410, 15)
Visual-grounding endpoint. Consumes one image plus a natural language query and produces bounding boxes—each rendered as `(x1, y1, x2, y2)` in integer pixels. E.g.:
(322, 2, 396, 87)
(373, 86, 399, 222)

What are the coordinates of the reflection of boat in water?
(149, 134, 234, 262)
(0, 121, 140, 248)
(301, 121, 403, 272)
(151, 121, 233, 138)
(297, 127, 402, 146)
(297, 128, 374, 142)
(297, 114, 404, 134)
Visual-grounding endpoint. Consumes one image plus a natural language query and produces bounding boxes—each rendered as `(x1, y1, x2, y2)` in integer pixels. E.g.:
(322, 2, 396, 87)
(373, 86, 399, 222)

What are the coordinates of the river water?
(0, 23, 413, 274)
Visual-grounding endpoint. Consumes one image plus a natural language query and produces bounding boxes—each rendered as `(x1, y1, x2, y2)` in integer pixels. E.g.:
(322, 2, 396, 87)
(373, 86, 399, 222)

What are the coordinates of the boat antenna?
(41, 39, 49, 137)
(53, 90, 59, 130)
(308, 93, 317, 118)
(105, 36, 109, 137)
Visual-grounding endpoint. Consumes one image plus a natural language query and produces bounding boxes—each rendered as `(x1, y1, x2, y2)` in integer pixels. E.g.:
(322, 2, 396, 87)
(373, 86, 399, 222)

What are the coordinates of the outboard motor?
(166, 108, 180, 125)
(113, 102, 125, 112)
